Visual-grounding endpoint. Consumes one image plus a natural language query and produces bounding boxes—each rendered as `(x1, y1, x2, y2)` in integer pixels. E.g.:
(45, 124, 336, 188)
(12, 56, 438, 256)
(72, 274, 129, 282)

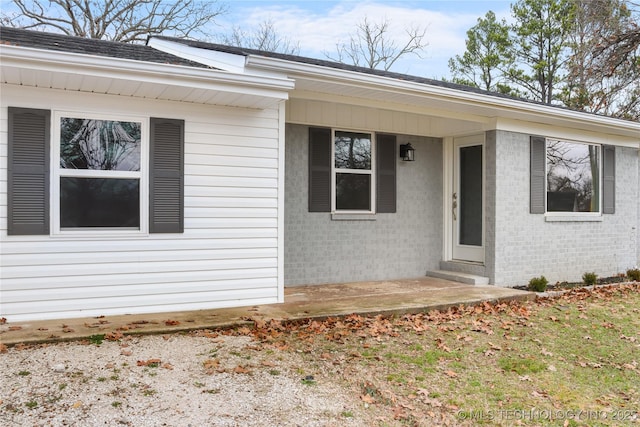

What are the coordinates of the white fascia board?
(147, 38, 246, 73)
(247, 55, 640, 139)
(493, 117, 639, 148)
(0, 44, 294, 96)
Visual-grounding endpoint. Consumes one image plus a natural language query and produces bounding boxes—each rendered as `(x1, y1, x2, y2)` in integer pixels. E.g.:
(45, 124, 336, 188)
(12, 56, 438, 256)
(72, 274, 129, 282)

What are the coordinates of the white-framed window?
(546, 138, 601, 213)
(331, 129, 375, 212)
(52, 111, 148, 234)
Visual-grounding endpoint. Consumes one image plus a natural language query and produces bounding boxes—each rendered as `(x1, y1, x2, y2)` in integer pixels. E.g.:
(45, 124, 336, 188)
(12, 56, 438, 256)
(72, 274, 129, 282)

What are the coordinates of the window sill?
(51, 228, 149, 238)
(544, 214, 603, 222)
(331, 213, 376, 221)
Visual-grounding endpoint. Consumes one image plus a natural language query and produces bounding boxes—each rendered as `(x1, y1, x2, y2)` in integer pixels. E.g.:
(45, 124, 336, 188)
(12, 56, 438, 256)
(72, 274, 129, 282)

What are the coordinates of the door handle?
(452, 192, 457, 221)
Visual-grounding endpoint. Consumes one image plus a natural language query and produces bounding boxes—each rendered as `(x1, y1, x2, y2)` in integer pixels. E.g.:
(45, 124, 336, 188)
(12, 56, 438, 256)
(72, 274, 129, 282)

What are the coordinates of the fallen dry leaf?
(237, 327, 252, 335)
(360, 394, 375, 404)
(233, 365, 251, 374)
(137, 358, 162, 367)
(105, 331, 123, 341)
(203, 359, 219, 370)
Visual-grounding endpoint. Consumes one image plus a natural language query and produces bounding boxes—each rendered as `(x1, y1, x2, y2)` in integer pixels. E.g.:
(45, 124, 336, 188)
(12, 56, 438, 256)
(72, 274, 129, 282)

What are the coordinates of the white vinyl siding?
(0, 85, 283, 321)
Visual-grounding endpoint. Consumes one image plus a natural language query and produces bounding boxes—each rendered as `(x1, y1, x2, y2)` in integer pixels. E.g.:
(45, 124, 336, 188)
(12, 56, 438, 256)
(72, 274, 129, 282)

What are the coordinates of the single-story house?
(1, 27, 639, 322)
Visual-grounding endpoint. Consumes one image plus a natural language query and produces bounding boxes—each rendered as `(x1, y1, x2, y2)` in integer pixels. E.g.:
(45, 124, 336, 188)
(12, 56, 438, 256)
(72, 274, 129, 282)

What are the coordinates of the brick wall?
(491, 130, 639, 286)
(284, 123, 443, 285)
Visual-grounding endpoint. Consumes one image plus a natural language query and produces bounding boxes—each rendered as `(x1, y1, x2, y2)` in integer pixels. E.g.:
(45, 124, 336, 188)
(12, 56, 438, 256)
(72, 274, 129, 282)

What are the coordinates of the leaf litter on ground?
(3, 283, 639, 426)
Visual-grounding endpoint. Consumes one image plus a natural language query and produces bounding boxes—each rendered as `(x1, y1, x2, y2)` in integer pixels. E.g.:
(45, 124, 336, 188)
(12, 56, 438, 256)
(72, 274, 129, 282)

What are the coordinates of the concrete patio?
(0, 277, 534, 346)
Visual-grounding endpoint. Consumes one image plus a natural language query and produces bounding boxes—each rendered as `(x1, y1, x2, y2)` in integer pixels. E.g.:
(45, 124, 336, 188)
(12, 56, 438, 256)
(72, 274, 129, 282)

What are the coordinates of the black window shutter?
(7, 107, 50, 235)
(530, 135, 546, 214)
(602, 145, 615, 214)
(308, 127, 331, 212)
(376, 134, 397, 213)
(149, 118, 184, 233)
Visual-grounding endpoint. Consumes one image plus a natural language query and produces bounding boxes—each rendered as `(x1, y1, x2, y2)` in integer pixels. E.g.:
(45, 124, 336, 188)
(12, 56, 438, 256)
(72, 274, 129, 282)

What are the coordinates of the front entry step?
(426, 270, 489, 285)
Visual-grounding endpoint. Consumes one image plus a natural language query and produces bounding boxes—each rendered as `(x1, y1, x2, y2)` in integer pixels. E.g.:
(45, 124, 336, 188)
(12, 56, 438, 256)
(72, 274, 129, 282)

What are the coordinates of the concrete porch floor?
(0, 277, 534, 346)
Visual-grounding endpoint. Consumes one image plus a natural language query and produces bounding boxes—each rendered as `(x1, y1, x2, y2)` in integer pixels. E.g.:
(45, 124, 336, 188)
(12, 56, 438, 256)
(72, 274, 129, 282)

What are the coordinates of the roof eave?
(246, 55, 640, 140)
(1, 44, 294, 108)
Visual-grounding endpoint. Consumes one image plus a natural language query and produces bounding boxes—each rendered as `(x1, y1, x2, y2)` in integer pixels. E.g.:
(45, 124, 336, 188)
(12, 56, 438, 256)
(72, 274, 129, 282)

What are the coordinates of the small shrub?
(582, 272, 597, 286)
(527, 276, 548, 292)
(89, 334, 105, 346)
(626, 268, 640, 282)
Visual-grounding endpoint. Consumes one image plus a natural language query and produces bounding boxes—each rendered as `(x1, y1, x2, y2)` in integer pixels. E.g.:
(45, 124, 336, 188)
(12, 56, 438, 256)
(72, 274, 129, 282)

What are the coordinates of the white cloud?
(225, 1, 512, 78)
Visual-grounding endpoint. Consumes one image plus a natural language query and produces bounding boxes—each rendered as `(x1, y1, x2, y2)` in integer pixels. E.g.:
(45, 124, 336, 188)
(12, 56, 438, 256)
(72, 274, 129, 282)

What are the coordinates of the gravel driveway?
(1, 332, 374, 426)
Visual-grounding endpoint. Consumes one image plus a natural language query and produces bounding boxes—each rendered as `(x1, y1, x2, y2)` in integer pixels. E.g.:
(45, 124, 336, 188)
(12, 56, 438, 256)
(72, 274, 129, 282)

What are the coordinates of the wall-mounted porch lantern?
(399, 143, 415, 161)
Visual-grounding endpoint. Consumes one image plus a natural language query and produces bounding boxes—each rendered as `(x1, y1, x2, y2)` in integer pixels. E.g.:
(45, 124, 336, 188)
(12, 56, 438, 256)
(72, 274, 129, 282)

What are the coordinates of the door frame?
(443, 134, 485, 264)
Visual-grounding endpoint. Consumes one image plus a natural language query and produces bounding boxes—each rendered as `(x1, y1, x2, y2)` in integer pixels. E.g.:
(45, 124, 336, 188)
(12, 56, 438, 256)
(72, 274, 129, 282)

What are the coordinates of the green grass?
(497, 356, 547, 374)
(273, 284, 640, 426)
(88, 334, 105, 345)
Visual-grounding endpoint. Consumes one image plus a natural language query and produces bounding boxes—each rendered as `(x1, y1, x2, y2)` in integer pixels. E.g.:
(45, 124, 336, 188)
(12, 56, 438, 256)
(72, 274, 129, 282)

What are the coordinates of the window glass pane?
(60, 178, 140, 228)
(335, 131, 371, 170)
(546, 141, 600, 212)
(336, 173, 371, 210)
(459, 145, 483, 246)
(60, 118, 141, 171)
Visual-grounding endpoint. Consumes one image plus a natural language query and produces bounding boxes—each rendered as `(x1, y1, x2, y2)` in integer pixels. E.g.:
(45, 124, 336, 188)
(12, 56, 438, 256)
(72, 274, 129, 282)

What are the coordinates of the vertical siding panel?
(336, 105, 351, 128)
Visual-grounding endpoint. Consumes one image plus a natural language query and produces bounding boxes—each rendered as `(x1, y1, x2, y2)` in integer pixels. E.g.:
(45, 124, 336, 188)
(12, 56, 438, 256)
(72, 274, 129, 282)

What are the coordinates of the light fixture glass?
(399, 143, 415, 161)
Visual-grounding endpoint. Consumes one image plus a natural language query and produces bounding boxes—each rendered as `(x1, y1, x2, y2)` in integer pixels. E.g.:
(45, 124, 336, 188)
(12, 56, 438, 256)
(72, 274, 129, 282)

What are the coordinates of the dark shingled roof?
(1, 27, 633, 122)
(0, 26, 207, 68)
(151, 35, 527, 103)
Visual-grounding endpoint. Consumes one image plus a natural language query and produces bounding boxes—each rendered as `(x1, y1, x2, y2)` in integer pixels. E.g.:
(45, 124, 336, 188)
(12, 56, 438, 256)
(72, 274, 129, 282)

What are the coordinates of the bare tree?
(563, 0, 640, 119)
(326, 17, 428, 71)
(221, 19, 300, 54)
(5, 0, 226, 43)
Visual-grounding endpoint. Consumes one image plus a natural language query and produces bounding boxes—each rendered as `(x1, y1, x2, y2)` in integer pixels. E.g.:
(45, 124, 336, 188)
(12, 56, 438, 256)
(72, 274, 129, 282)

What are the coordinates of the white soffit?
(0, 45, 294, 109)
(147, 38, 246, 73)
(247, 55, 640, 142)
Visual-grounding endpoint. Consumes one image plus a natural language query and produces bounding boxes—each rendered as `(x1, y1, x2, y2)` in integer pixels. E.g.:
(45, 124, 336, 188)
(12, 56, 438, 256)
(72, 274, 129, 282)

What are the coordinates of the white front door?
(452, 135, 485, 263)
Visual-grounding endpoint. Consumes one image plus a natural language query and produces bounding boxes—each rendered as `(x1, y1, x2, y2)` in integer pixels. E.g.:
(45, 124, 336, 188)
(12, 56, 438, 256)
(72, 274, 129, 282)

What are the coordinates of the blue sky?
(218, 1, 514, 79)
(0, 0, 514, 79)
